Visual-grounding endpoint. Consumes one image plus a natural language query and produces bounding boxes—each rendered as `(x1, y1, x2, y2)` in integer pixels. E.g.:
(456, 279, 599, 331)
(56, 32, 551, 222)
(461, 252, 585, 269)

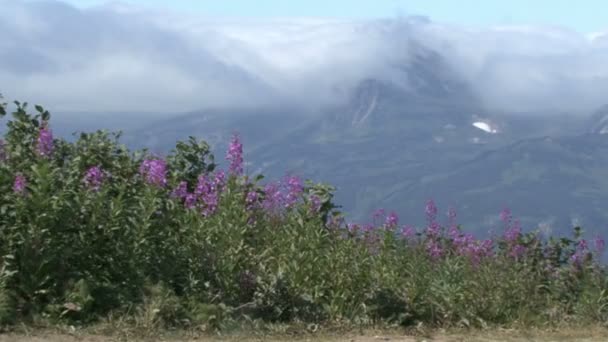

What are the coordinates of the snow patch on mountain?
(472, 121, 499, 134)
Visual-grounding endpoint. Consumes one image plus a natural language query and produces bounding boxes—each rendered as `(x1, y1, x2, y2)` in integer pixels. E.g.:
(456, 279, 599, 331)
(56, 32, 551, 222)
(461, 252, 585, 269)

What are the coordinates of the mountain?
(52, 42, 606, 237)
(588, 105, 608, 135)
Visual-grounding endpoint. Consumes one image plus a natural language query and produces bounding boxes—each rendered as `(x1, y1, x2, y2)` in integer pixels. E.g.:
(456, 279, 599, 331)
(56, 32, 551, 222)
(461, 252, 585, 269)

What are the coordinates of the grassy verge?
(1, 324, 608, 342)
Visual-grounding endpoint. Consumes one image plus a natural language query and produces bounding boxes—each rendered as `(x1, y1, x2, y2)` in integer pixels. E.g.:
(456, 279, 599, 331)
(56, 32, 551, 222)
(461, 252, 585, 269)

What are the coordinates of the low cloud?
(1, 0, 608, 115)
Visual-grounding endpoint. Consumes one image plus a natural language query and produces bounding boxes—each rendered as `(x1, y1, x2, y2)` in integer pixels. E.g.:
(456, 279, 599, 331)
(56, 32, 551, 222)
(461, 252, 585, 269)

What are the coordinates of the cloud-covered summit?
(1, 0, 608, 114)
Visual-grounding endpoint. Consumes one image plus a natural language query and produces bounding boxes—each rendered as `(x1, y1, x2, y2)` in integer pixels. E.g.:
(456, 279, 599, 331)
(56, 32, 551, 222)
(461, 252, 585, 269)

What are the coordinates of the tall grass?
(0, 96, 607, 330)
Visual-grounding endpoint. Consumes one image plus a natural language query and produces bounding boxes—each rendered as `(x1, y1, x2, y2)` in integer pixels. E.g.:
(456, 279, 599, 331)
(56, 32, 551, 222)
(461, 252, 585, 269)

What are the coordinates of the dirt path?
(0, 334, 606, 342)
(1, 327, 606, 342)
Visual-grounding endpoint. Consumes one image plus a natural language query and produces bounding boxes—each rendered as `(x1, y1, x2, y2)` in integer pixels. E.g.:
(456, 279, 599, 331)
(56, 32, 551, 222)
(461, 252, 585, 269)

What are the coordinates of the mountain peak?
(588, 104, 608, 134)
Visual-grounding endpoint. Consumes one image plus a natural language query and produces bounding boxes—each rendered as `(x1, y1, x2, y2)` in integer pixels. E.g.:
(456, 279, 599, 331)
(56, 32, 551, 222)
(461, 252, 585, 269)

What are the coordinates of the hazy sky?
(65, 0, 607, 33)
(2, 0, 608, 114)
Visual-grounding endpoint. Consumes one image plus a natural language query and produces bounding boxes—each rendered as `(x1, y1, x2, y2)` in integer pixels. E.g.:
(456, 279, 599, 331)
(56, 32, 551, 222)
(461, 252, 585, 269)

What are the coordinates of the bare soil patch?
(2, 327, 607, 342)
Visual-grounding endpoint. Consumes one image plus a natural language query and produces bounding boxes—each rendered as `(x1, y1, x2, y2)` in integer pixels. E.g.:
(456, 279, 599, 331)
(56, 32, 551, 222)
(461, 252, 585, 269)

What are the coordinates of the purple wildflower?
(480, 239, 494, 256)
(347, 223, 361, 234)
(83, 165, 104, 191)
(36, 125, 53, 158)
(194, 174, 211, 197)
(577, 239, 588, 251)
(592, 235, 605, 255)
(570, 252, 583, 266)
(426, 221, 441, 239)
(184, 193, 197, 209)
(453, 233, 474, 251)
(13, 173, 27, 194)
(500, 208, 512, 225)
(425, 199, 438, 223)
(245, 190, 259, 211)
(400, 225, 416, 240)
(447, 206, 457, 230)
(214, 170, 226, 191)
(448, 225, 460, 241)
(426, 239, 443, 260)
(194, 174, 220, 216)
(226, 133, 244, 176)
(139, 158, 167, 187)
(362, 223, 375, 233)
(568, 239, 591, 267)
(262, 182, 284, 214)
(201, 191, 218, 216)
(170, 181, 189, 199)
(284, 175, 303, 208)
(463, 239, 494, 267)
(385, 211, 399, 228)
(504, 219, 521, 243)
(370, 209, 384, 226)
(509, 244, 527, 259)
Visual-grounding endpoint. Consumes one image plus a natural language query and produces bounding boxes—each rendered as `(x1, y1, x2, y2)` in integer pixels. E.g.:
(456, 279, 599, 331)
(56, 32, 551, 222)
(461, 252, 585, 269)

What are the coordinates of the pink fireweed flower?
(569, 239, 590, 267)
(570, 252, 583, 267)
(453, 233, 474, 251)
(83, 165, 105, 191)
(372, 208, 385, 222)
(425, 199, 438, 223)
(284, 175, 303, 208)
(36, 125, 54, 158)
(194, 173, 221, 216)
(347, 223, 361, 234)
(226, 133, 243, 176)
(509, 244, 527, 260)
(13, 173, 27, 194)
(426, 239, 443, 260)
(362, 223, 375, 233)
(480, 239, 494, 257)
(194, 174, 211, 197)
(184, 193, 197, 209)
(592, 235, 605, 255)
(170, 181, 189, 199)
(448, 225, 460, 241)
(500, 208, 512, 225)
(245, 190, 259, 211)
(447, 206, 457, 231)
(569, 240, 591, 268)
(201, 191, 218, 217)
(447, 206, 457, 222)
(503, 219, 521, 243)
(460, 238, 494, 267)
(385, 211, 399, 229)
(372, 208, 386, 226)
(262, 182, 284, 213)
(426, 221, 441, 239)
(245, 189, 259, 223)
(214, 169, 226, 191)
(139, 158, 167, 187)
(400, 225, 416, 240)
(577, 239, 588, 251)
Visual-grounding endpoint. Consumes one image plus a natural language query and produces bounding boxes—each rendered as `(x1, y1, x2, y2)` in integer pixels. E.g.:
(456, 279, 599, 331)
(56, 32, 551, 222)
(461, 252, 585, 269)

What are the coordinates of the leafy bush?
(0, 96, 606, 330)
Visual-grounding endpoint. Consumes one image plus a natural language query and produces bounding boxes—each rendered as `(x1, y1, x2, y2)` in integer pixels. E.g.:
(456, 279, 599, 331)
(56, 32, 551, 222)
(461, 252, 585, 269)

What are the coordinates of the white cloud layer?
(1, 0, 608, 114)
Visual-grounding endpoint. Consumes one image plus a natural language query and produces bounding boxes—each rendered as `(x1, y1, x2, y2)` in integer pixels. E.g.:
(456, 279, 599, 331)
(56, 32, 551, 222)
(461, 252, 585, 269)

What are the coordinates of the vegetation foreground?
(0, 95, 607, 335)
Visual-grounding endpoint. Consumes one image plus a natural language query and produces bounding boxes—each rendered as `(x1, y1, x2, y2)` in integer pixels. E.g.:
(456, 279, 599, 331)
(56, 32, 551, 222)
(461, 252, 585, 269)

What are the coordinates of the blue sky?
(65, 0, 606, 32)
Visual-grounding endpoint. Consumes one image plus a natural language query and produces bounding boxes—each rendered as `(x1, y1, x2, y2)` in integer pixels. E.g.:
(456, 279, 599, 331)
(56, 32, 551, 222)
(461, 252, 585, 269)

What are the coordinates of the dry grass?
(1, 325, 607, 342)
